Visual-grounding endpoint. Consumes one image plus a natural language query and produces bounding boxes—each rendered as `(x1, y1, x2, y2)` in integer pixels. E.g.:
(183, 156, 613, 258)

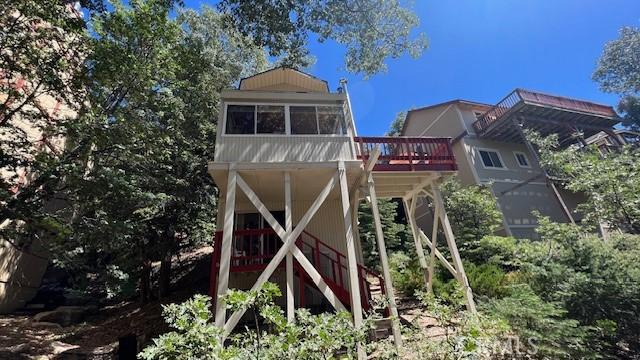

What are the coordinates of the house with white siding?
(207, 67, 477, 354)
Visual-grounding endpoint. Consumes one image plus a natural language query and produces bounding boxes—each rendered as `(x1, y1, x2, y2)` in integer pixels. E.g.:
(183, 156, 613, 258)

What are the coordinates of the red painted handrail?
(209, 228, 385, 312)
(353, 136, 457, 172)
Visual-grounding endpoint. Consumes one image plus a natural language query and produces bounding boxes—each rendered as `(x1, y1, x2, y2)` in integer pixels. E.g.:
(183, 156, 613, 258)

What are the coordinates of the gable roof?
(400, 99, 492, 135)
(238, 67, 330, 93)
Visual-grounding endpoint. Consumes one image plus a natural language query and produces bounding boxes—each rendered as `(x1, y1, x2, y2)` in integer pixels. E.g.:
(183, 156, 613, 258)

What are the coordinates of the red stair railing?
(209, 229, 385, 312)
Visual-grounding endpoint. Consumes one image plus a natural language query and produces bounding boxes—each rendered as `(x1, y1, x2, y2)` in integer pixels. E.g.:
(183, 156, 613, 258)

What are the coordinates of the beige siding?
(464, 137, 542, 183)
(405, 104, 465, 138)
(240, 68, 328, 93)
(214, 135, 355, 163)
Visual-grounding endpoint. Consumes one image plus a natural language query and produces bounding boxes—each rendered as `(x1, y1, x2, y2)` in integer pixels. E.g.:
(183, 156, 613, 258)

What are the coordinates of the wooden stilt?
(224, 174, 344, 336)
(215, 165, 237, 328)
(403, 197, 430, 288)
(431, 182, 477, 313)
(284, 172, 294, 322)
(427, 205, 439, 293)
(367, 174, 403, 348)
(337, 161, 366, 360)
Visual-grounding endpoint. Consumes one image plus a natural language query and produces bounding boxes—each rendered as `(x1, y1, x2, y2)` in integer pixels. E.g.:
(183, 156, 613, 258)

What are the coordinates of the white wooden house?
(207, 68, 474, 353)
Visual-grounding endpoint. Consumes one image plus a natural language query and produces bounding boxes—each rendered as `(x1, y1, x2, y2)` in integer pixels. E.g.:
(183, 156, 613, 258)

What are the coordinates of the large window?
(225, 104, 347, 135)
(317, 106, 346, 135)
(257, 105, 285, 134)
(478, 149, 505, 169)
(290, 106, 318, 134)
(226, 105, 255, 134)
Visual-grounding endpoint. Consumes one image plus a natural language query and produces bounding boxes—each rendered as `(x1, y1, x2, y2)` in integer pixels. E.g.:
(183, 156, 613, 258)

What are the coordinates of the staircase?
(209, 229, 386, 313)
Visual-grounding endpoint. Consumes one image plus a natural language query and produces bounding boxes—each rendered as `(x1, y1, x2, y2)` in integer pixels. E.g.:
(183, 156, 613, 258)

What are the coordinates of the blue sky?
(185, 0, 640, 135)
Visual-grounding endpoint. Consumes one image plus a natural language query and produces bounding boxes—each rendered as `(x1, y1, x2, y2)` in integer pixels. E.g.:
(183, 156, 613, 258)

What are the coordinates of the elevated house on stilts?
(207, 68, 475, 355)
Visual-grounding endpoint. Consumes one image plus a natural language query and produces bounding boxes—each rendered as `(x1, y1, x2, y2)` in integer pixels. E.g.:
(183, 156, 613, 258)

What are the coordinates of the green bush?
(482, 285, 593, 359)
(139, 283, 366, 360)
(389, 251, 425, 296)
(464, 262, 511, 299)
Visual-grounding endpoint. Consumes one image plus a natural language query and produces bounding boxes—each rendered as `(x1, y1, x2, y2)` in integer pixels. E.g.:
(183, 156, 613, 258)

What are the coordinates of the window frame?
(222, 102, 348, 137)
(476, 148, 507, 170)
(513, 151, 531, 168)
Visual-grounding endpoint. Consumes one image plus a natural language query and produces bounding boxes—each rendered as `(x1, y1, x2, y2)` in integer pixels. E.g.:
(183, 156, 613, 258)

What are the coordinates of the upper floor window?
(226, 105, 255, 134)
(513, 151, 530, 168)
(225, 104, 347, 135)
(478, 149, 505, 169)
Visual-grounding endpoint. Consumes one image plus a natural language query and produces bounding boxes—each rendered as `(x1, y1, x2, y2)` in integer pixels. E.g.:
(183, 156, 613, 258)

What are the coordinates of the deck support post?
(284, 172, 294, 322)
(403, 196, 430, 288)
(367, 173, 403, 348)
(431, 182, 477, 313)
(215, 164, 237, 328)
(223, 173, 345, 337)
(337, 161, 366, 360)
(427, 205, 440, 293)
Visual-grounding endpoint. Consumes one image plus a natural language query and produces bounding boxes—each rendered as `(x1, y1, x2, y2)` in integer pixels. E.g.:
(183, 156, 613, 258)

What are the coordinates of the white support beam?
(417, 229, 457, 278)
(215, 165, 237, 328)
(284, 172, 294, 322)
(403, 175, 436, 201)
(224, 174, 344, 336)
(235, 174, 345, 312)
(365, 146, 382, 173)
(338, 161, 366, 360)
(431, 183, 477, 313)
(427, 206, 439, 293)
(403, 196, 430, 288)
(367, 173, 402, 348)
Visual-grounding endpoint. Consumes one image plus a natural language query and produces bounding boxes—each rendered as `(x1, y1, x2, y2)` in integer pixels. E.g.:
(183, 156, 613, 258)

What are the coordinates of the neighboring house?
(0, 3, 81, 313)
(586, 129, 640, 155)
(207, 68, 477, 350)
(402, 89, 620, 239)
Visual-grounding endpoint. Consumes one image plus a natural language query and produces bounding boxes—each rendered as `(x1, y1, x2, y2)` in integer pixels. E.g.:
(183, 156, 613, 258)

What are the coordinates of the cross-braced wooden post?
(220, 169, 347, 338)
(430, 181, 477, 313)
(403, 176, 476, 313)
(215, 164, 237, 328)
(284, 172, 294, 322)
(337, 161, 366, 360)
(366, 173, 403, 348)
(403, 196, 430, 288)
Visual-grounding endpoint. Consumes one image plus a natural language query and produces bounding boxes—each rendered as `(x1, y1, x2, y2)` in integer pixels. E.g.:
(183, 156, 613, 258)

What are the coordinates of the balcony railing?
(472, 89, 619, 135)
(354, 136, 457, 171)
(472, 90, 523, 134)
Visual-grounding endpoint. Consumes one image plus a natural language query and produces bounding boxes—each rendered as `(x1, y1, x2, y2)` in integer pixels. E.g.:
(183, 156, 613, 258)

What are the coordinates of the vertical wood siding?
(215, 136, 355, 163)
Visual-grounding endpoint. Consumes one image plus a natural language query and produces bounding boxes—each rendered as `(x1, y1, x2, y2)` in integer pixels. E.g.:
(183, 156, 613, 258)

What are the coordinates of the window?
(514, 151, 530, 168)
(225, 104, 347, 135)
(317, 106, 346, 135)
(226, 105, 255, 134)
(478, 149, 504, 168)
(256, 105, 285, 134)
(290, 106, 318, 134)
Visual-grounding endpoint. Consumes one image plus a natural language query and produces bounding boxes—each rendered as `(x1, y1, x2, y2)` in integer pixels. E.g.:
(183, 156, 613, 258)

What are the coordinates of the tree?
(593, 26, 640, 129)
(440, 179, 503, 252)
(52, 0, 267, 300)
(217, 0, 428, 76)
(358, 199, 406, 268)
(0, 0, 88, 251)
(386, 111, 406, 136)
(529, 132, 640, 234)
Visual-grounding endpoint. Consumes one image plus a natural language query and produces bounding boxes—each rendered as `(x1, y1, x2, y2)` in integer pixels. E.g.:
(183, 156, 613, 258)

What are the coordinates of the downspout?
(339, 78, 359, 158)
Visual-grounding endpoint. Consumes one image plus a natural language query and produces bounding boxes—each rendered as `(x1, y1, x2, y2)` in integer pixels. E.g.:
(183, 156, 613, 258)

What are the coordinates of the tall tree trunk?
(140, 259, 151, 304)
(159, 253, 172, 298)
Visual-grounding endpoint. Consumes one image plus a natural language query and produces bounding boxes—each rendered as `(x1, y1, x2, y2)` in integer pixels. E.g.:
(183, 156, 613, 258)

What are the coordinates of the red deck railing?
(353, 136, 457, 171)
(209, 229, 385, 312)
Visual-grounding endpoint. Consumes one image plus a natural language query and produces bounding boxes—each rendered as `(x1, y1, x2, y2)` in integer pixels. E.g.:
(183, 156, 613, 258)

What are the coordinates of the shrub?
(482, 285, 593, 359)
(389, 251, 425, 296)
(139, 283, 367, 360)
